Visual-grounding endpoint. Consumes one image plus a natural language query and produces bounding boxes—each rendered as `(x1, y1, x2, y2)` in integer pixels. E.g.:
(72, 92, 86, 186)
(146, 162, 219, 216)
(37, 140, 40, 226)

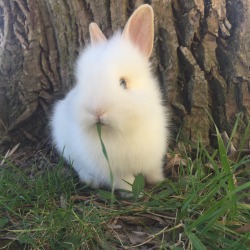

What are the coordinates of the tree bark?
(0, 0, 249, 153)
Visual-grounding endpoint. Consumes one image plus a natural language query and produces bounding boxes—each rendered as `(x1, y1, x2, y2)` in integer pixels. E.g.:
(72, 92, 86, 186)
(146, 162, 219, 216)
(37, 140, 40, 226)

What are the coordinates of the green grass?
(0, 122, 250, 249)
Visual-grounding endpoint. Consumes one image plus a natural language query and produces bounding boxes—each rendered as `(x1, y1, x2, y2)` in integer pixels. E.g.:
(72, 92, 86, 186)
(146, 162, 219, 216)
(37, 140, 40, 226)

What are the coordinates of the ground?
(0, 129, 250, 249)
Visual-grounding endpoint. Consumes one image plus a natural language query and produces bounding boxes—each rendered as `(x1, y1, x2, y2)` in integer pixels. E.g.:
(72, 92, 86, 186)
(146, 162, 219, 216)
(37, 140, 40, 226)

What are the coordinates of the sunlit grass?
(0, 118, 249, 249)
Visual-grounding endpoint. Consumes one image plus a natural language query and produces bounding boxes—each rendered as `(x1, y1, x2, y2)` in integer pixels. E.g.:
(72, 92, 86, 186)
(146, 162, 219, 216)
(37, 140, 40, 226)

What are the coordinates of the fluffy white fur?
(51, 5, 170, 191)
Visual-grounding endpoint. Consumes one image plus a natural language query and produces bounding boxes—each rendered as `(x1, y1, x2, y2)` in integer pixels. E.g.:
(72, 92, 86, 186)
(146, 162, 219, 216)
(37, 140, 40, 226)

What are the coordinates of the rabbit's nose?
(95, 109, 105, 118)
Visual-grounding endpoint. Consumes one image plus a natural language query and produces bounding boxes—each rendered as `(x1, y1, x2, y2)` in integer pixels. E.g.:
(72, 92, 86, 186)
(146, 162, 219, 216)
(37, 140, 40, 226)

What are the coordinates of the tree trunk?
(0, 0, 249, 153)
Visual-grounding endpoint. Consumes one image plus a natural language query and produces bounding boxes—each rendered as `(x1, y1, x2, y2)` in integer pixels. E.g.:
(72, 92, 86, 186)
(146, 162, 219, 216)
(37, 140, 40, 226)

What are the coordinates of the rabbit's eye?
(119, 78, 127, 89)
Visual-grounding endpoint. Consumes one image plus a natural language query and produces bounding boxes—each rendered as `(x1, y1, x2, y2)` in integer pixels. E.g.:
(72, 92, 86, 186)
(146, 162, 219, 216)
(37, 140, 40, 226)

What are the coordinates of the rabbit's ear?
(123, 5, 154, 58)
(89, 22, 107, 45)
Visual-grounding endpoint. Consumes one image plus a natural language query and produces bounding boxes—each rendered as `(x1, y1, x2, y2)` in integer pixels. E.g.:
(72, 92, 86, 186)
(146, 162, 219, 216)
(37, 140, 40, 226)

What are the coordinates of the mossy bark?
(0, 0, 249, 152)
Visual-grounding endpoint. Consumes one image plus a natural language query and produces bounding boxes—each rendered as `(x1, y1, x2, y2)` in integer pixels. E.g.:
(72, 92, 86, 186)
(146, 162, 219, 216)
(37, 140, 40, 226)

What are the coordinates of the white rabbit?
(51, 4, 170, 191)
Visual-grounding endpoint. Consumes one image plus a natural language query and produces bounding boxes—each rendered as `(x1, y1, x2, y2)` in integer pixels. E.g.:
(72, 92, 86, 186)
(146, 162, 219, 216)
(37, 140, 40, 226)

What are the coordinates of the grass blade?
(185, 231, 206, 250)
(132, 173, 145, 200)
(96, 123, 115, 204)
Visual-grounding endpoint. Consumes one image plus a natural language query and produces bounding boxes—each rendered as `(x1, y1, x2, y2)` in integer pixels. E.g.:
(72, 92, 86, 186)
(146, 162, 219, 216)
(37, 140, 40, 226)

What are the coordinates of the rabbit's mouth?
(96, 120, 105, 126)
(94, 118, 110, 129)
(93, 117, 117, 132)
(95, 114, 107, 125)
(92, 109, 110, 127)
